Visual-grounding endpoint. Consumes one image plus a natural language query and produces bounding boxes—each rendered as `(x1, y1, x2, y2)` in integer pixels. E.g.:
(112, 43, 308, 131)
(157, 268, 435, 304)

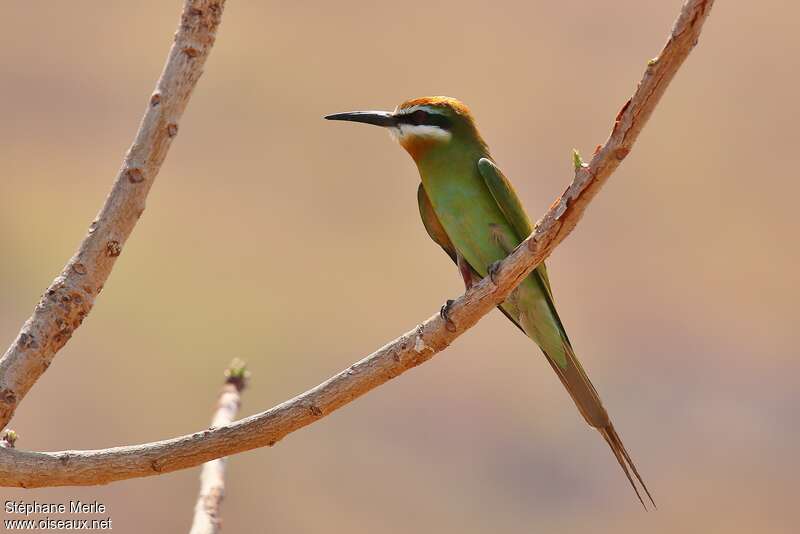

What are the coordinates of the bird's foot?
(440, 299, 457, 333)
(488, 260, 502, 285)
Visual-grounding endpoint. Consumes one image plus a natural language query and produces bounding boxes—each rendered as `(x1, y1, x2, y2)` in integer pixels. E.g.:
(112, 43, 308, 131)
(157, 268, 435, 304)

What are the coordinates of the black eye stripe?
(413, 110, 429, 124)
(396, 110, 451, 129)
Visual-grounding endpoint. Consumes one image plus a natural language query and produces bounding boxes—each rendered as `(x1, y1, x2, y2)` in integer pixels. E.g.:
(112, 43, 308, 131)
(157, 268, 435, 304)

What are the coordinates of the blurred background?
(1, 1, 798, 532)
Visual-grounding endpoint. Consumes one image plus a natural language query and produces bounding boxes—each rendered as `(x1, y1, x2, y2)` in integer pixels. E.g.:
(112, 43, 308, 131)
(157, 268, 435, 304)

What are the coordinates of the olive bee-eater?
(326, 96, 654, 508)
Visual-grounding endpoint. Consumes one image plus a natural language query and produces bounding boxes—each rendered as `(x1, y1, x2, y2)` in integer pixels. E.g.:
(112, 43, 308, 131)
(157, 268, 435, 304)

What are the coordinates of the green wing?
(477, 158, 533, 238)
(477, 157, 559, 311)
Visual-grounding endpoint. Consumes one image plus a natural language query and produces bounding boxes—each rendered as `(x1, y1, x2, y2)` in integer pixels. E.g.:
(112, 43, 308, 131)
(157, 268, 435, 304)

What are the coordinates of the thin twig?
(0, 0, 713, 488)
(0, 0, 228, 430)
(189, 360, 249, 534)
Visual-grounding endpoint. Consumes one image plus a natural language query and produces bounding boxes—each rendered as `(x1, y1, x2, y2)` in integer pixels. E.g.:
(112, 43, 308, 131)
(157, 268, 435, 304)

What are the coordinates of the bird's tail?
(542, 340, 656, 510)
(504, 271, 654, 508)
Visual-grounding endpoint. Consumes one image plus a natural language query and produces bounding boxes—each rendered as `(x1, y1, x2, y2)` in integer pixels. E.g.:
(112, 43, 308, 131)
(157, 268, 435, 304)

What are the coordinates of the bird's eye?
(410, 110, 428, 125)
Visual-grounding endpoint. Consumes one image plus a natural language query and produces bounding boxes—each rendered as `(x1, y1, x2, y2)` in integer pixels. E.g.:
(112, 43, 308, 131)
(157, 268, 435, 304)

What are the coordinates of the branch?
(0, 0, 713, 488)
(0, 0, 227, 430)
(189, 360, 249, 534)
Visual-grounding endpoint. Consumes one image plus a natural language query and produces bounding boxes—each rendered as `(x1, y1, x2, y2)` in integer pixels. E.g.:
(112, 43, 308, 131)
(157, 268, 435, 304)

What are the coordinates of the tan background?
(2, 1, 798, 532)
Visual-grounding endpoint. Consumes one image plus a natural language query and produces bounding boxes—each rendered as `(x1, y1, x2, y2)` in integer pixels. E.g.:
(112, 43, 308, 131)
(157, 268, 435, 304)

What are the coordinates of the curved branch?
(0, 0, 713, 488)
(0, 0, 228, 430)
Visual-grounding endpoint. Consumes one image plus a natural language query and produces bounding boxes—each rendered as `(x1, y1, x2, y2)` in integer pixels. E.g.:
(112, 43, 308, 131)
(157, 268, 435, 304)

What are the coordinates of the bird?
(325, 96, 654, 508)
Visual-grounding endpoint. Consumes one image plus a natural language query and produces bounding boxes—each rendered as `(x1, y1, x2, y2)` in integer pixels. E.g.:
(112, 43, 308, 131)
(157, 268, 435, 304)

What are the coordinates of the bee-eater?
(325, 96, 653, 508)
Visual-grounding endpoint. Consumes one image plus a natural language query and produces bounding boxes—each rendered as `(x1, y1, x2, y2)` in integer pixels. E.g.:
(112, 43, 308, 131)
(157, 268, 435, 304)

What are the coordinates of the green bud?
(572, 149, 585, 171)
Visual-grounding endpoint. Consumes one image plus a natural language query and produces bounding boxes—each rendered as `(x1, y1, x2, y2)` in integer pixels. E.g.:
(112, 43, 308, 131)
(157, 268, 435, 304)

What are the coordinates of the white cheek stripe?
(390, 123, 452, 142)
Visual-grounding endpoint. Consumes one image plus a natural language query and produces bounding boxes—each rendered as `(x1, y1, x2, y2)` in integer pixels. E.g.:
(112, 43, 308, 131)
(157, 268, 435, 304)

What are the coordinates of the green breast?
(417, 146, 517, 277)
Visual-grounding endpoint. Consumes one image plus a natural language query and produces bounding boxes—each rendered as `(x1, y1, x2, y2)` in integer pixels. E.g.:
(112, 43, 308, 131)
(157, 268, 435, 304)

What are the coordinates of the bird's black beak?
(324, 110, 397, 128)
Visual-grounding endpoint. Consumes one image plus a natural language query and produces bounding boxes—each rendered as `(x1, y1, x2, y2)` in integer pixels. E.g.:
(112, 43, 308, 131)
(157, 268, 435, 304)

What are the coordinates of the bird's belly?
(426, 180, 520, 277)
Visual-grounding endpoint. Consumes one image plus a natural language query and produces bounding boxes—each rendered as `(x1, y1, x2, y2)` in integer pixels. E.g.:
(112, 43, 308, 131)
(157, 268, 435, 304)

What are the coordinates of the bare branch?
(189, 360, 249, 534)
(0, 0, 713, 488)
(0, 0, 228, 430)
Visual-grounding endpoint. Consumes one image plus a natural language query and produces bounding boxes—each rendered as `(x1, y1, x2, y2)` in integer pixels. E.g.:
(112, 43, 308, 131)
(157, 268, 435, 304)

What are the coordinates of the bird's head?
(325, 96, 487, 161)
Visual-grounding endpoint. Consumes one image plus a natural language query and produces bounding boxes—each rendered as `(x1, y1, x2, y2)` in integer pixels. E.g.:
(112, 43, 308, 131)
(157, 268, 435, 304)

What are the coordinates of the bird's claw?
(440, 299, 457, 332)
(488, 261, 502, 285)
